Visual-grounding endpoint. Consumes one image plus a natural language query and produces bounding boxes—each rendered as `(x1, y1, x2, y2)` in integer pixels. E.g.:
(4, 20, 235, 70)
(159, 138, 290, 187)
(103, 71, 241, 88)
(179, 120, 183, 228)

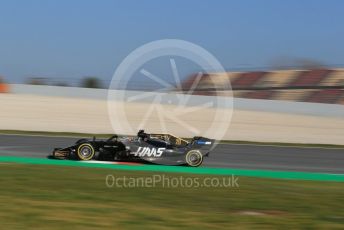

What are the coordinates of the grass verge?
(1, 163, 344, 229)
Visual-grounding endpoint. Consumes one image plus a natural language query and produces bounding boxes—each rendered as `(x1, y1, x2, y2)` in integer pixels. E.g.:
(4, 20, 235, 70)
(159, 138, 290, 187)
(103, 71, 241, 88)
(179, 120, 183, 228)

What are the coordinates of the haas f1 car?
(52, 130, 214, 167)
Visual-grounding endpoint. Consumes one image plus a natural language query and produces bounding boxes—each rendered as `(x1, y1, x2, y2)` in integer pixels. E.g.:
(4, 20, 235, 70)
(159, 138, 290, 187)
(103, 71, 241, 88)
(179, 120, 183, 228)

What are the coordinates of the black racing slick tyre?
(77, 143, 95, 160)
(185, 150, 203, 167)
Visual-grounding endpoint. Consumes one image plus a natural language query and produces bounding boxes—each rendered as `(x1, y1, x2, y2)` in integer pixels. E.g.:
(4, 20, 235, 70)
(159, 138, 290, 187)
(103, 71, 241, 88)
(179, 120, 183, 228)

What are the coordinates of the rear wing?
(190, 136, 215, 151)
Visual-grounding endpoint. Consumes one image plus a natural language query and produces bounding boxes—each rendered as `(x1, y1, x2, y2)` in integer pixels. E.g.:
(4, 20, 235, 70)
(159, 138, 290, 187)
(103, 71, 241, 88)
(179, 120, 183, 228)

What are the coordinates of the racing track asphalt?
(0, 134, 343, 174)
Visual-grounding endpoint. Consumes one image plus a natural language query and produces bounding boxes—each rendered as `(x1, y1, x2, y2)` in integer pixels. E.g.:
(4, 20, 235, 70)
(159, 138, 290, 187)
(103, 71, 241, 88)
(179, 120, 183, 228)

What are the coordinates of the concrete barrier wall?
(1, 85, 344, 144)
(10, 84, 344, 117)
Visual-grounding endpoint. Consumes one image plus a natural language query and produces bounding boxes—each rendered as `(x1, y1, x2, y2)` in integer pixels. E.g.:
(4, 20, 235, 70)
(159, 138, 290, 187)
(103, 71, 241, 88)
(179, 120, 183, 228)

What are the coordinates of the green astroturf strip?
(0, 156, 344, 182)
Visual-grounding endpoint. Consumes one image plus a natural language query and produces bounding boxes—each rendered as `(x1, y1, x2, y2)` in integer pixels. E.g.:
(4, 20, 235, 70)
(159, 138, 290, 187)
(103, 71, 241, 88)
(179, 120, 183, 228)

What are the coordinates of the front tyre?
(77, 143, 95, 160)
(185, 150, 203, 167)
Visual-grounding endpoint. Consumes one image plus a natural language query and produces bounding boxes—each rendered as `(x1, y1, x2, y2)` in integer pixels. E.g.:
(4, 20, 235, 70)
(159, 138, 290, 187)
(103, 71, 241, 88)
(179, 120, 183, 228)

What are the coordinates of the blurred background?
(1, 0, 344, 104)
(1, 0, 344, 144)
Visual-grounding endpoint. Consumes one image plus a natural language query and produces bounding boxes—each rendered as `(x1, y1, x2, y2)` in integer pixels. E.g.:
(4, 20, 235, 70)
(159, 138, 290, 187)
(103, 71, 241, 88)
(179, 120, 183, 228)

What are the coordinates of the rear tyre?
(185, 150, 203, 167)
(77, 143, 95, 160)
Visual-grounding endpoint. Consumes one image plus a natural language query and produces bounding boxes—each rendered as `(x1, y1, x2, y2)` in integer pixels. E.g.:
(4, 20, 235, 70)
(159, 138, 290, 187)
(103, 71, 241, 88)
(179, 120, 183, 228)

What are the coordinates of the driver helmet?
(137, 130, 149, 141)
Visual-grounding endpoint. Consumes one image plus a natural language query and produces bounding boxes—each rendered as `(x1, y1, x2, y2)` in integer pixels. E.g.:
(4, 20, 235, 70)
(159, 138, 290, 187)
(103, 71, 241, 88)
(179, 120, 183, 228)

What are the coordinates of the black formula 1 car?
(51, 130, 214, 167)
